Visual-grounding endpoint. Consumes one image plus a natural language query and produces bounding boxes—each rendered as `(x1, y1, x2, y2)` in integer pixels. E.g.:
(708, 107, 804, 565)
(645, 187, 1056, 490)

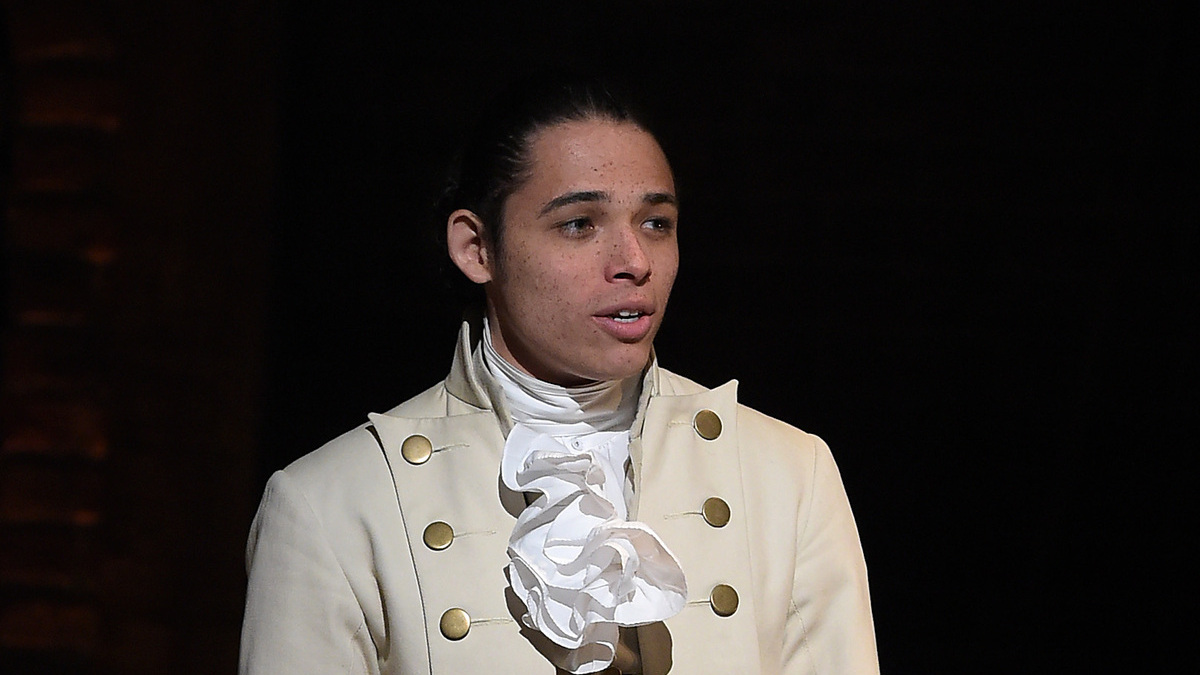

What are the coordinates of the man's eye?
(559, 218, 593, 235)
(643, 217, 675, 233)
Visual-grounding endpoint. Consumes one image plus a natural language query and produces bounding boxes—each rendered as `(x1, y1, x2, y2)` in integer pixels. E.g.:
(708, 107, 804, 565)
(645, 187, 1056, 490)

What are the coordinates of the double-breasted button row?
(691, 411, 735, 617)
(422, 418, 736, 639)
(405, 434, 462, 639)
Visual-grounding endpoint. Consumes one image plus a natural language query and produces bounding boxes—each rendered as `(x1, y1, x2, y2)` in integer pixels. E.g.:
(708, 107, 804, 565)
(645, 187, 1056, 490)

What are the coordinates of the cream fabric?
(240, 319, 880, 674)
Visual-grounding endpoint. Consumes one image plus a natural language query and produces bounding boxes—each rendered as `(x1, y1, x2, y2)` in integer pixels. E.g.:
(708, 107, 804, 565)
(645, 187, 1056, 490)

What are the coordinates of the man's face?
(484, 118, 679, 386)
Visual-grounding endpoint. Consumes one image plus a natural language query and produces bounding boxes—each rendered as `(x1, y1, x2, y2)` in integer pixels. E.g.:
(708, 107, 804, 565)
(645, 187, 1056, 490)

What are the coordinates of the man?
(241, 80, 878, 674)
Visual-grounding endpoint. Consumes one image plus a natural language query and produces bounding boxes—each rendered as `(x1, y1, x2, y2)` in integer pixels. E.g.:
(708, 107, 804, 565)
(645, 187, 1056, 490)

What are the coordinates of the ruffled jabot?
(483, 322, 687, 674)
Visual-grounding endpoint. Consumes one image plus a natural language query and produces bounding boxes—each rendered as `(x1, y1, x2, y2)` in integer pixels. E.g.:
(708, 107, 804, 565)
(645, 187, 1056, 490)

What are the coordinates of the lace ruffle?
(501, 423, 687, 674)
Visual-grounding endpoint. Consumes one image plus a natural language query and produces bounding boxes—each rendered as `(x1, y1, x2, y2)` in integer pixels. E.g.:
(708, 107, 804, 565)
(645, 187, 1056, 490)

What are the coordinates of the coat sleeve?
(782, 437, 879, 674)
(239, 470, 378, 675)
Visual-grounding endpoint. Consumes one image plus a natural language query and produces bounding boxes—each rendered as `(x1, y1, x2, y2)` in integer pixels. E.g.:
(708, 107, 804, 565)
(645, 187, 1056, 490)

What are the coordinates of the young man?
(241, 81, 878, 674)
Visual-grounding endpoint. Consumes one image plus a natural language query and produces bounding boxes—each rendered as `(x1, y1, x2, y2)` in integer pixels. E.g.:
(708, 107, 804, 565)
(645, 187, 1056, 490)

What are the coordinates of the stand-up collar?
(442, 313, 662, 439)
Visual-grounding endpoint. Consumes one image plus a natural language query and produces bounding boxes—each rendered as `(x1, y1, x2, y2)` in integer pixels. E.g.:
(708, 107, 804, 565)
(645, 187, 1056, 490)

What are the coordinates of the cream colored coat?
(241, 322, 878, 674)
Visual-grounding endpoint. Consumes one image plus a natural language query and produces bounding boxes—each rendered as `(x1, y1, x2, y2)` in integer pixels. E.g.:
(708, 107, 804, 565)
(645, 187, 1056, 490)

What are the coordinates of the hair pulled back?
(438, 77, 653, 259)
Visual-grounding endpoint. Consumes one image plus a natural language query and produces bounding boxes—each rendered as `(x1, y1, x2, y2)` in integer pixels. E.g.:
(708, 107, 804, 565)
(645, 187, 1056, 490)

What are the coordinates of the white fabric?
(481, 319, 640, 437)
(483, 321, 687, 674)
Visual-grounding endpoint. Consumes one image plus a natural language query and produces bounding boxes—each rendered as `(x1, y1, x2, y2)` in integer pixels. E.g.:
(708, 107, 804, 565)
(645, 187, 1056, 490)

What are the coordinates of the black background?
(263, 3, 1194, 672)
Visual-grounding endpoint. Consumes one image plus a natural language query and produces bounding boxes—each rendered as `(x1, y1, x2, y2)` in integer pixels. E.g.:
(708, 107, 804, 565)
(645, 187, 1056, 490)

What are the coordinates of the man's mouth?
(594, 305, 656, 341)
(610, 309, 645, 324)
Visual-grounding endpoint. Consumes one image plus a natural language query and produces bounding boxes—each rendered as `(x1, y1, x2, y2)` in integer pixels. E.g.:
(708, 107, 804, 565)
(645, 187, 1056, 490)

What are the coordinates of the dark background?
(268, 4, 1193, 672)
(2, 1, 1193, 673)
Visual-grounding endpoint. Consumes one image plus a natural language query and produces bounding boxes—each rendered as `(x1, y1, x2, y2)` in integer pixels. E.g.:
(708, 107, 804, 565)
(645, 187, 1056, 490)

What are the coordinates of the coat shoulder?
(276, 381, 450, 520)
(282, 380, 452, 486)
(281, 423, 386, 497)
(736, 402, 827, 460)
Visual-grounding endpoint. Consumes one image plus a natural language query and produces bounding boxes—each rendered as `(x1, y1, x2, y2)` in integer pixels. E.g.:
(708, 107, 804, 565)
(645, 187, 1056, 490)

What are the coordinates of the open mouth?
(610, 309, 645, 324)
(594, 305, 656, 341)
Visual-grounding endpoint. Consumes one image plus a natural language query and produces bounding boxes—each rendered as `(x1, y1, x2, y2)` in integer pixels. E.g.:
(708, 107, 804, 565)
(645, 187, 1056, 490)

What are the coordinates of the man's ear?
(446, 209, 494, 284)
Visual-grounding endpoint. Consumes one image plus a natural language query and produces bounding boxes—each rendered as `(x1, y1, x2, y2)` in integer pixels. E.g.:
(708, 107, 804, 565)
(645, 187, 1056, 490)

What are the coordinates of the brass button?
(709, 584, 739, 617)
(401, 434, 433, 464)
(439, 608, 470, 640)
(702, 497, 730, 528)
(423, 521, 454, 550)
(693, 409, 722, 440)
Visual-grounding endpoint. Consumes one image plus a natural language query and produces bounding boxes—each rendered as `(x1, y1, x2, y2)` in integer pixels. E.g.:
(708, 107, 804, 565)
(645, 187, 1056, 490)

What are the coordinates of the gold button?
(401, 434, 433, 464)
(423, 521, 454, 550)
(702, 497, 730, 528)
(709, 584, 739, 617)
(693, 409, 722, 440)
(439, 608, 470, 640)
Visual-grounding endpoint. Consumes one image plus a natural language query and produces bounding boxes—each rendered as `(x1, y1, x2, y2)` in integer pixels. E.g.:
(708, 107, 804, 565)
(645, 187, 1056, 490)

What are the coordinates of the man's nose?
(607, 225, 651, 284)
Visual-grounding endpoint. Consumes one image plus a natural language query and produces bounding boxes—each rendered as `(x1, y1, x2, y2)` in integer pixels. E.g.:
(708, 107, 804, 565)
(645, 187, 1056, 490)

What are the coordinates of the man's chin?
(584, 347, 653, 383)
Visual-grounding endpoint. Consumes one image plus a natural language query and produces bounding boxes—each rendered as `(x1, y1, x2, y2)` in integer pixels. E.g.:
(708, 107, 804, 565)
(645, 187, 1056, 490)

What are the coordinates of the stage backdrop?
(266, 4, 1192, 673)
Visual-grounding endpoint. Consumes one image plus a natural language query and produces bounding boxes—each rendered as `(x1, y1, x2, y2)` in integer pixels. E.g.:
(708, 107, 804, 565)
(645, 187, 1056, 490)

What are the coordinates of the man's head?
(445, 80, 679, 386)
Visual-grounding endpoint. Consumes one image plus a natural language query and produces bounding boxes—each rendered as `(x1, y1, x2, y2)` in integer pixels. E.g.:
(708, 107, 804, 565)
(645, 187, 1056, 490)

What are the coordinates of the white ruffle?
(501, 423, 687, 674)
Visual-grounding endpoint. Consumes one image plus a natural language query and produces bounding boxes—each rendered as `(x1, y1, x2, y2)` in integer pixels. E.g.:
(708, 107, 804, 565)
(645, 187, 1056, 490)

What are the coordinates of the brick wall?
(2, 4, 116, 672)
(1, 2, 274, 673)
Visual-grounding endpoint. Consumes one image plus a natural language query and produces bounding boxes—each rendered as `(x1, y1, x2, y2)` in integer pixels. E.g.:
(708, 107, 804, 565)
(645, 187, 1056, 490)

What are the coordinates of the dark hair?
(437, 77, 656, 273)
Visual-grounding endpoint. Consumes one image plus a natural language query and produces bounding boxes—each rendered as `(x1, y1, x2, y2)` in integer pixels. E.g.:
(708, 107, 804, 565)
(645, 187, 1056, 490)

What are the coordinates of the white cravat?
(483, 320, 687, 674)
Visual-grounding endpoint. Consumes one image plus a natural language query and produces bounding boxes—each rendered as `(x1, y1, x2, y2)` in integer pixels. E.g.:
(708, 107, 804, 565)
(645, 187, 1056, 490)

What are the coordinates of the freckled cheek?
(538, 279, 597, 341)
(654, 251, 680, 289)
(516, 272, 576, 333)
(663, 260, 680, 287)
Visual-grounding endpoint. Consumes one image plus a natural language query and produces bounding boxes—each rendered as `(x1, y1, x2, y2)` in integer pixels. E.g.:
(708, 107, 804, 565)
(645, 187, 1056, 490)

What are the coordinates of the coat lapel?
(372, 411, 555, 673)
(634, 380, 764, 674)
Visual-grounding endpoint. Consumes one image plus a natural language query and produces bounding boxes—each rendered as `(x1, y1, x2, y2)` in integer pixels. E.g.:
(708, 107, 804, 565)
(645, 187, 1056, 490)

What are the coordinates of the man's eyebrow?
(538, 190, 610, 216)
(643, 192, 678, 207)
